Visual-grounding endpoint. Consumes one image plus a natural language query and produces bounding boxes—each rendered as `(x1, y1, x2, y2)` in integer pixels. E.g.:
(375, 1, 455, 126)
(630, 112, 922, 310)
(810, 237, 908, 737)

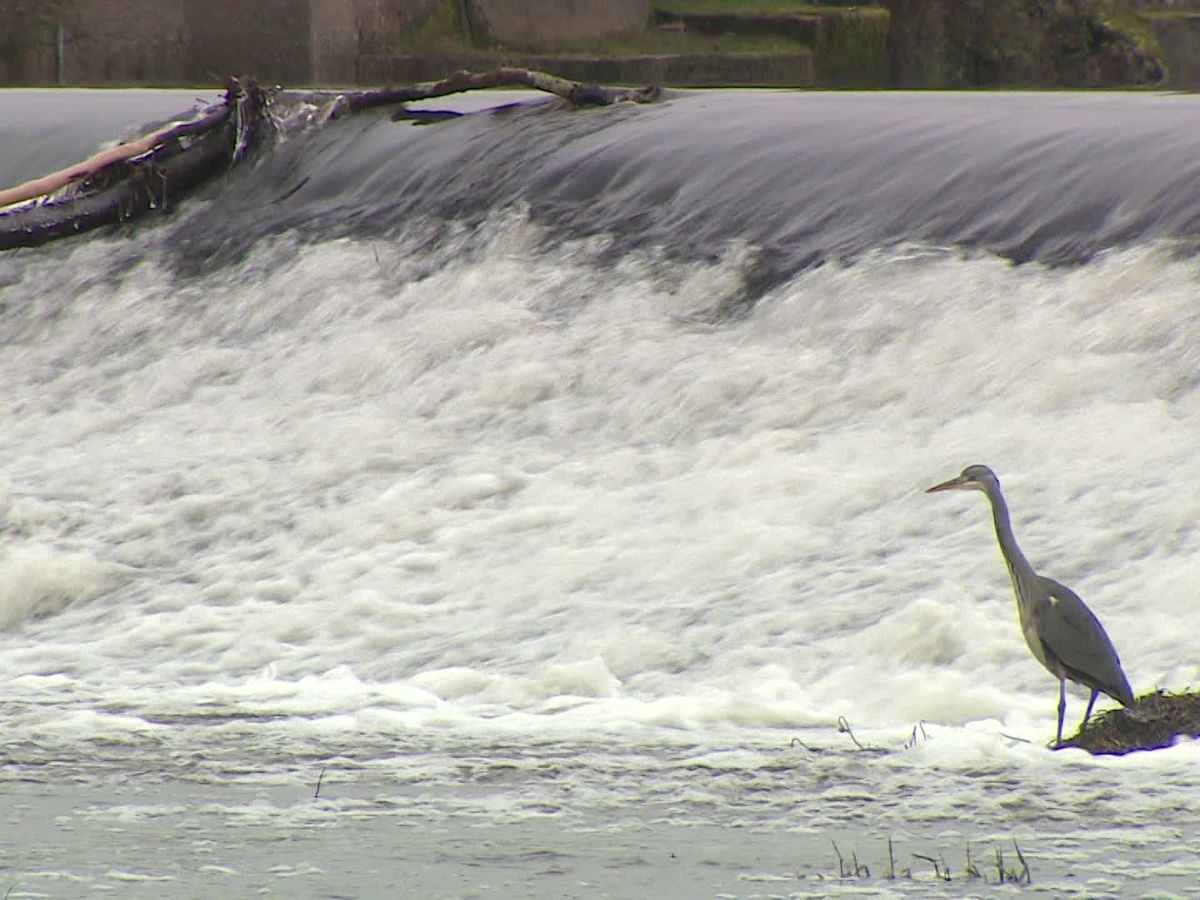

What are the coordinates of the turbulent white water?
(4, 90, 1200, 897)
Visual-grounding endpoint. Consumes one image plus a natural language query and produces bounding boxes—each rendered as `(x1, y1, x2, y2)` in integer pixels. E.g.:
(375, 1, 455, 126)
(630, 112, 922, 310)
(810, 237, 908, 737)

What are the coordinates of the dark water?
(7, 90, 1200, 278)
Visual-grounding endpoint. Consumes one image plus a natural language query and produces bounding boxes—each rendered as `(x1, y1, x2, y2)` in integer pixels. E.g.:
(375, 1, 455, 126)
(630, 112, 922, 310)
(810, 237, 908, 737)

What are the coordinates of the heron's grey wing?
(1036, 576, 1134, 706)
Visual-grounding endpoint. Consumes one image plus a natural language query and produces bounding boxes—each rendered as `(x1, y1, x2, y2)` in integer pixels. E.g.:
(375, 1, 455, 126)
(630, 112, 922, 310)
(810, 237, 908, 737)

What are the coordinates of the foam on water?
(5, 187, 1200, 893)
(3, 214, 1200, 749)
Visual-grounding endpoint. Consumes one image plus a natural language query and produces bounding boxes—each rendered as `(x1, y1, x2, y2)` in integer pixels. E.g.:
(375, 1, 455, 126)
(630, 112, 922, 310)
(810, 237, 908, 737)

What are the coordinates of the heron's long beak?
(925, 475, 967, 493)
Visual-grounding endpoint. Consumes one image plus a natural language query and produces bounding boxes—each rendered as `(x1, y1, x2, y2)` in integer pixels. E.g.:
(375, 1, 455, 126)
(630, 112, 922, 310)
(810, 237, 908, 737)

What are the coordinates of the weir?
(3, 85, 1200, 893)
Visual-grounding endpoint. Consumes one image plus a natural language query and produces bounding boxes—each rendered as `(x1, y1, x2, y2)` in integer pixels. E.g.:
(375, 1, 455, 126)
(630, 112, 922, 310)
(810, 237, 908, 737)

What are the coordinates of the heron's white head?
(925, 464, 999, 495)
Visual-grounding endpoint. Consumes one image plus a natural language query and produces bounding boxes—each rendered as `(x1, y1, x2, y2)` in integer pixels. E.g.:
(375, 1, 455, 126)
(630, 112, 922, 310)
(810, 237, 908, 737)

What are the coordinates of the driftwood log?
(0, 77, 266, 251)
(0, 69, 659, 252)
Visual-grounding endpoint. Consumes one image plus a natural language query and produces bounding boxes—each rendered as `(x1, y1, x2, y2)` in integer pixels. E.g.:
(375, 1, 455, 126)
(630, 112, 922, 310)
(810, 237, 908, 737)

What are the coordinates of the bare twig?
(964, 841, 982, 879)
(999, 731, 1033, 744)
(789, 736, 820, 752)
(837, 716, 866, 751)
(1013, 840, 1032, 884)
(852, 849, 868, 879)
(314, 766, 327, 800)
(302, 67, 659, 116)
(913, 853, 950, 881)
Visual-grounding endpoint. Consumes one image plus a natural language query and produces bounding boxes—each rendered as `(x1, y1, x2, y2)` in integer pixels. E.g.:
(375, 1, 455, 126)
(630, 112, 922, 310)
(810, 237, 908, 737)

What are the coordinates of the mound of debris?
(1064, 691, 1200, 756)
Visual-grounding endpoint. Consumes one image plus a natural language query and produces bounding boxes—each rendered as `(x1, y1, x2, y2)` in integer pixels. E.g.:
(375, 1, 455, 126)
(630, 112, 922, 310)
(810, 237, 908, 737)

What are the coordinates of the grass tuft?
(823, 837, 1032, 884)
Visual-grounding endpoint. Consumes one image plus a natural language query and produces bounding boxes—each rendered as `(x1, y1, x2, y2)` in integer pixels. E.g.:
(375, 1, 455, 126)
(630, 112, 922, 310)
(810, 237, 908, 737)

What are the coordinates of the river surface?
(2, 88, 1200, 898)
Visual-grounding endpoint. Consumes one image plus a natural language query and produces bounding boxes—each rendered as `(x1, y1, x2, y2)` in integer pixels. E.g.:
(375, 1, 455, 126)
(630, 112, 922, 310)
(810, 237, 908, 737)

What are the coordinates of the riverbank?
(0, 0, 1192, 89)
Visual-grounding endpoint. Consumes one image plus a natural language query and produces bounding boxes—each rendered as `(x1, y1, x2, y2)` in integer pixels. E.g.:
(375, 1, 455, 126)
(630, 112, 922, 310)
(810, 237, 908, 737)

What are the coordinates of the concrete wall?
(0, 0, 65, 83)
(883, 0, 1164, 87)
(73, 0, 188, 83)
(310, 0, 362, 85)
(1145, 13, 1200, 86)
(471, 0, 649, 49)
(1, 0, 189, 84)
(0, 0, 1180, 89)
(187, 0, 312, 85)
(0, 0, 651, 85)
(331, 0, 448, 85)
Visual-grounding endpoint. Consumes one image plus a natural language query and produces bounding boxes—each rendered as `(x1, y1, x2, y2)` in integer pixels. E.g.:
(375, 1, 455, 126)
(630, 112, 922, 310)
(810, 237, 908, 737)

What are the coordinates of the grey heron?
(926, 464, 1134, 746)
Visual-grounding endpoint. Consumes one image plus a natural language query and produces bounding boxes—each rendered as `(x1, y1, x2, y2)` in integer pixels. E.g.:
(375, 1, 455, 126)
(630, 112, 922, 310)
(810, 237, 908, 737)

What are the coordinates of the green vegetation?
(406, 0, 471, 48)
(1098, 0, 1167, 69)
(550, 30, 807, 57)
(386, 0, 1164, 89)
(1139, 8, 1200, 18)
(887, 0, 1164, 87)
(813, 7, 889, 85)
(649, 1, 888, 83)
(654, 0, 857, 13)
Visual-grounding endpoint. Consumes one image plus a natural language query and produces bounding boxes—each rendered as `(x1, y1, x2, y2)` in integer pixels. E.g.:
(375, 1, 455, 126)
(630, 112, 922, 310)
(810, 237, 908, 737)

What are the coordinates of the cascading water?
(2, 88, 1200, 897)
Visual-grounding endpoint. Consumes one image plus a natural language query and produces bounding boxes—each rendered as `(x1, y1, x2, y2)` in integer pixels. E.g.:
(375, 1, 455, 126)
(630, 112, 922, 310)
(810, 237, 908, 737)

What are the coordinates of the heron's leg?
(1079, 689, 1099, 732)
(1055, 678, 1066, 746)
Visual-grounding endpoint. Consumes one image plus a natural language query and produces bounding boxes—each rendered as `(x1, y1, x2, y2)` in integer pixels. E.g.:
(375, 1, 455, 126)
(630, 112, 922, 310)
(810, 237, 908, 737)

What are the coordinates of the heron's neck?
(983, 484, 1033, 581)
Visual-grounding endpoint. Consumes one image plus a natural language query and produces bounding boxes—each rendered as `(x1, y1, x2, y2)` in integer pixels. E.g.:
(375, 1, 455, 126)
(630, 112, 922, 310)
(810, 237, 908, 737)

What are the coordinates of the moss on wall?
(406, 0, 469, 47)
(884, 0, 1164, 87)
(813, 8, 889, 86)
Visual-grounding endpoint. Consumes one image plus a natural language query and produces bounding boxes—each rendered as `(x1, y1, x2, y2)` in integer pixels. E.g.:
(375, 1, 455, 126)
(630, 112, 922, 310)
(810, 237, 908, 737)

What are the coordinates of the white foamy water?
(3, 207, 1200, 895)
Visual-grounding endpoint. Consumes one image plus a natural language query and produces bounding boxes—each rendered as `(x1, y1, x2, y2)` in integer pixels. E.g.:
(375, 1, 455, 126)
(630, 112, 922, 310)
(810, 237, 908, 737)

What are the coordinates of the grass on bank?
(549, 29, 808, 57)
(654, 0, 872, 13)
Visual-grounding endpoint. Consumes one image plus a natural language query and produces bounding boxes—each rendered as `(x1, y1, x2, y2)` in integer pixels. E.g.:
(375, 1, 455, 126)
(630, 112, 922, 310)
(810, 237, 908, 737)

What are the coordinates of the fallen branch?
(0, 104, 231, 210)
(0, 77, 263, 251)
(0, 68, 659, 251)
(300, 66, 660, 115)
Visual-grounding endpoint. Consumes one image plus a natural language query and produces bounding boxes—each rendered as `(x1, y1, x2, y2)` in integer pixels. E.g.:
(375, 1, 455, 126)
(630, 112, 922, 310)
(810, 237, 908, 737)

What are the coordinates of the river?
(2, 87, 1199, 898)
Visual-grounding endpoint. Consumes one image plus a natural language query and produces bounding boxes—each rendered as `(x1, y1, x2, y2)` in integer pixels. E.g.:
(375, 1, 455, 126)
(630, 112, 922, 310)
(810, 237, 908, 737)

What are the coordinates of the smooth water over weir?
(2, 89, 1200, 897)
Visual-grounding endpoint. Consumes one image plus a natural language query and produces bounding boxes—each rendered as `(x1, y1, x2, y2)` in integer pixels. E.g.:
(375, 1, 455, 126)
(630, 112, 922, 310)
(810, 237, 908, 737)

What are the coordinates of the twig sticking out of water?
(912, 852, 951, 881)
(964, 841, 982, 879)
(822, 838, 1030, 884)
(995, 840, 1032, 884)
(836, 716, 866, 750)
(904, 720, 930, 750)
(1013, 840, 1032, 883)
(314, 766, 327, 800)
(831, 841, 869, 879)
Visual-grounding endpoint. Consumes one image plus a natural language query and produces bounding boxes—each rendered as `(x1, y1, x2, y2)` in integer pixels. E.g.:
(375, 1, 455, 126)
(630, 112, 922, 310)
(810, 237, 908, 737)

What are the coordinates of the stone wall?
(0, 0, 1182, 88)
(883, 0, 1163, 87)
(1, 0, 189, 84)
(0, 0, 651, 85)
(0, 0, 63, 82)
(471, 0, 649, 49)
(187, 0, 311, 85)
(1144, 12, 1200, 85)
